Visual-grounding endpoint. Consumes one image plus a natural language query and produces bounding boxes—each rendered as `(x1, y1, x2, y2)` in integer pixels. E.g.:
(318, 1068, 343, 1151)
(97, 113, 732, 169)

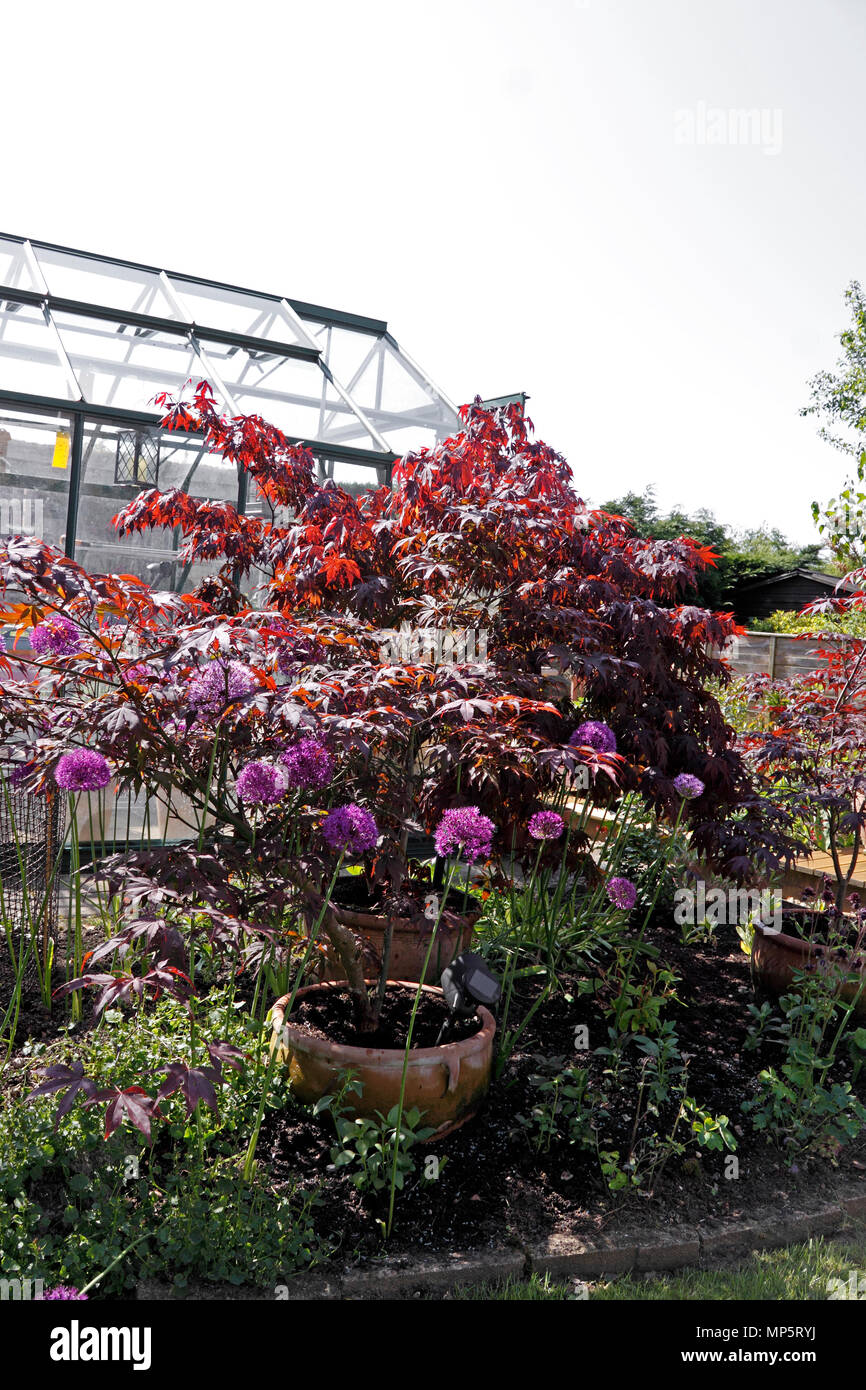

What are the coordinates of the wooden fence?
(714, 630, 861, 679)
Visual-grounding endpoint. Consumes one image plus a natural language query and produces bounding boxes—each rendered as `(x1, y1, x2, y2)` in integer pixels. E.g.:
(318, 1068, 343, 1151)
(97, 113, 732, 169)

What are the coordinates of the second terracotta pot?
(751, 923, 866, 1018)
(270, 981, 496, 1139)
(319, 904, 478, 986)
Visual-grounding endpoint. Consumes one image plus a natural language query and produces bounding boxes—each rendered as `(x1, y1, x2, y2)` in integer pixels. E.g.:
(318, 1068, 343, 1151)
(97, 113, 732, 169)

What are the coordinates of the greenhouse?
(0, 233, 460, 589)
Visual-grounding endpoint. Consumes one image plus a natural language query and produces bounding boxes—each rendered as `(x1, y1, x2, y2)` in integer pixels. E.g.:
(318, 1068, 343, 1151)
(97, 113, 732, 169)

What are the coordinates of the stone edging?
(136, 1189, 866, 1300)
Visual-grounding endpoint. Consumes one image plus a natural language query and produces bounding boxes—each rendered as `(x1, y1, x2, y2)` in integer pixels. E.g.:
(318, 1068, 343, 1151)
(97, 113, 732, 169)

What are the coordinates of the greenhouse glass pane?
(310, 322, 380, 384)
(72, 421, 238, 589)
(316, 379, 386, 449)
(319, 457, 390, 495)
(35, 248, 180, 320)
(52, 312, 219, 414)
(202, 340, 324, 438)
(377, 424, 443, 456)
(0, 300, 75, 399)
(0, 237, 38, 292)
(0, 407, 71, 552)
(314, 337, 456, 450)
(169, 277, 306, 345)
(378, 342, 442, 414)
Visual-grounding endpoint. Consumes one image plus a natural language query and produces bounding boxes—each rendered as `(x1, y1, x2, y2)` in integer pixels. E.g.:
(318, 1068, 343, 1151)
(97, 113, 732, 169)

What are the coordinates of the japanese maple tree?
(0, 386, 798, 1060)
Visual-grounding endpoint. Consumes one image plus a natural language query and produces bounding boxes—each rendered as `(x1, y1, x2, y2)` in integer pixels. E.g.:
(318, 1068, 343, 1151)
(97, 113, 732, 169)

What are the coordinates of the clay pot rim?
(753, 923, 817, 957)
(333, 903, 481, 932)
(271, 980, 496, 1064)
(753, 923, 866, 967)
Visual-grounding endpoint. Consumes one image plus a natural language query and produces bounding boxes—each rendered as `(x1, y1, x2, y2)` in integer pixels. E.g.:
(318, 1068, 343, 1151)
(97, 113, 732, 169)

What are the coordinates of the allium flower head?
(280, 738, 334, 791)
(37, 1285, 88, 1300)
(54, 749, 111, 791)
(673, 773, 705, 800)
(528, 810, 565, 842)
(236, 760, 288, 806)
(188, 659, 256, 715)
(29, 614, 80, 657)
(569, 720, 617, 754)
(434, 806, 495, 864)
(123, 662, 158, 684)
(4, 758, 29, 788)
(277, 634, 325, 676)
(322, 803, 379, 855)
(606, 876, 638, 911)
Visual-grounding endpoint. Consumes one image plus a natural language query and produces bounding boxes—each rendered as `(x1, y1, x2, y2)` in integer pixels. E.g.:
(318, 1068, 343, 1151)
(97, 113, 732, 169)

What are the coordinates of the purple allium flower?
(673, 773, 705, 800)
(606, 876, 638, 911)
(277, 635, 324, 675)
(321, 803, 379, 855)
(123, 662, 158, 684)
(4, 758, 29, 787)
(280, 738, 334, 791)
(434, 806, 495, 864)
(37, 1285, 88, 1300)
(54, 749, 111, 791)
(528, 810, 565, 842)
(569, 720, 617, 754)
(29, 614, 80, 657)
(188, 659, 257, 715)
(236, 760, 288, 806)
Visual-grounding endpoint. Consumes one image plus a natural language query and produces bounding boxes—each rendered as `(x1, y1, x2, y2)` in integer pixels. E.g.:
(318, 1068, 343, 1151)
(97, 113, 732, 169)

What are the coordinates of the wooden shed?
(733, 568, 856, 623)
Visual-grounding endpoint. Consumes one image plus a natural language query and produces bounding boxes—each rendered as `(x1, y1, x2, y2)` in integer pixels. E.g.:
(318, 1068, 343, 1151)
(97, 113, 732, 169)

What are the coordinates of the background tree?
(599, 486, 822, 610)
(803, 280, 866, 568)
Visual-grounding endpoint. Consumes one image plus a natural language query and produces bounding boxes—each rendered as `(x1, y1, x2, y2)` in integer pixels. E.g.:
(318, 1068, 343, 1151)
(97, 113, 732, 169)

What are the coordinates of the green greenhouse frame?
(0, 233, 460, 590)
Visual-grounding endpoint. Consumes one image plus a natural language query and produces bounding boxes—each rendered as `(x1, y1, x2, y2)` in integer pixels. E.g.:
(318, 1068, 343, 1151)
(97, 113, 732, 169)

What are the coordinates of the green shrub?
(749, 608, 866, 636)
(0, 988, 324, 1295)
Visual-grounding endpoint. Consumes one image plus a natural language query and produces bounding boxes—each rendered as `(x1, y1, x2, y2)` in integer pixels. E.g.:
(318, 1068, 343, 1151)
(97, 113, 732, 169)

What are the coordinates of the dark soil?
(0, 917, 105, 1062)
(262, 914, 866, 1264)
(285, 986, 481, 1050)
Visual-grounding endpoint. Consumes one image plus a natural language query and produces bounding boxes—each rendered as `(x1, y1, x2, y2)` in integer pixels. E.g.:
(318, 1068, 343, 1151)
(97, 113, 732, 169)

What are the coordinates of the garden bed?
(260, 914, 866, 1263)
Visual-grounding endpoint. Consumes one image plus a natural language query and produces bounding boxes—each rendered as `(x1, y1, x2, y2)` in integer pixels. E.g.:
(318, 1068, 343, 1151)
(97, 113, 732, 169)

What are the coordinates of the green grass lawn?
(448, 1227, 866, 1301)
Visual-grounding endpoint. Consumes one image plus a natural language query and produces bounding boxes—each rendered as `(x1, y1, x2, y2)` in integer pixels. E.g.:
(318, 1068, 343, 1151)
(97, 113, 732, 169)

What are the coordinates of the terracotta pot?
(270, 981, 496, 1139)
(751, 923, 866, 1018)
(320, 904, 479, 986)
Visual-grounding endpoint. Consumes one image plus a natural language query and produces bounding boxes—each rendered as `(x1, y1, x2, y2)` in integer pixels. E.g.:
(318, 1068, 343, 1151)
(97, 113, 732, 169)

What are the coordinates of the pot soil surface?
(284, 987, 481, 1050)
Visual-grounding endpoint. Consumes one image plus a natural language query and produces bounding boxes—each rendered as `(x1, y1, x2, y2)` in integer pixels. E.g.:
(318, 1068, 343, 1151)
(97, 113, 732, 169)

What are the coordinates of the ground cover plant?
(0, 392, 864, 1296)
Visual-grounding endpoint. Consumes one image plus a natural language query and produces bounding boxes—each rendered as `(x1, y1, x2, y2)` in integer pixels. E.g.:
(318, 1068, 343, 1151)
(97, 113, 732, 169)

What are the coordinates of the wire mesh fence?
(0, 786, 66, 950)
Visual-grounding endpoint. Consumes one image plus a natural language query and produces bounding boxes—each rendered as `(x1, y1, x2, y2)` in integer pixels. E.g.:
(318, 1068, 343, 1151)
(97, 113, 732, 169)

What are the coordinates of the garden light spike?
(437, 951, 501, 1043)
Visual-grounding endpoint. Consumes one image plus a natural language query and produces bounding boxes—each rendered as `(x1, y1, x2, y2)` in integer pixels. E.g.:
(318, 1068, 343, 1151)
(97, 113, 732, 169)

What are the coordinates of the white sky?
(3, 0, 864, 544)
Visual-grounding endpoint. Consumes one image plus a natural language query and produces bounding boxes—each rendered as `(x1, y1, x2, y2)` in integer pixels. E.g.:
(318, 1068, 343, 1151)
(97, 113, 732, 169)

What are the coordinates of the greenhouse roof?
(0, 234, 460, 471)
